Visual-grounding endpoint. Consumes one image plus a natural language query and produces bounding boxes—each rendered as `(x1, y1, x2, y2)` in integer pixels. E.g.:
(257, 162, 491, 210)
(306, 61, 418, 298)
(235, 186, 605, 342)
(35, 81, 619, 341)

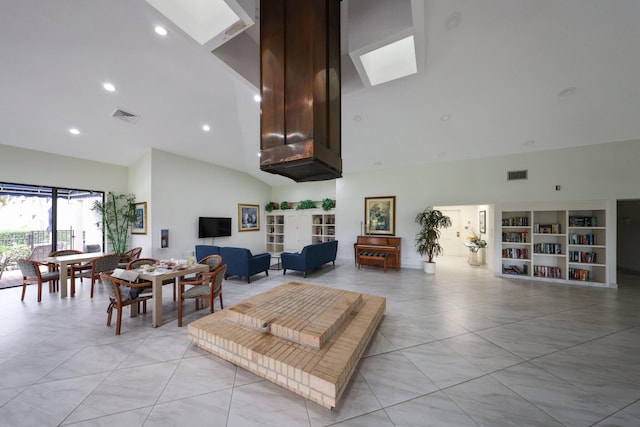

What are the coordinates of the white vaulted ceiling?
(1, 0, 639, 186)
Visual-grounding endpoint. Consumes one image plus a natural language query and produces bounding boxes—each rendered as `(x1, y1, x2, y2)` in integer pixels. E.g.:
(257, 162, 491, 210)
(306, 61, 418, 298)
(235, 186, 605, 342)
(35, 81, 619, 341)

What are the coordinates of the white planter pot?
(424, 261, 436, 274)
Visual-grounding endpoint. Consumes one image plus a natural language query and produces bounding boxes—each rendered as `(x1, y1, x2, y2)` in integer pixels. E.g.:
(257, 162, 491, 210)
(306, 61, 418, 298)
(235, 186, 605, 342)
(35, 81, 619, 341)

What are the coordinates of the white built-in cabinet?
(265, 209, 335, 253)
(501, 204, 607, 286)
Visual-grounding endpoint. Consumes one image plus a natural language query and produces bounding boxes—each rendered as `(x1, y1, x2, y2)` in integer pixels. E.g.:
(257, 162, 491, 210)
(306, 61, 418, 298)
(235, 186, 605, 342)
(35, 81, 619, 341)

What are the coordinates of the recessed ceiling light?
(69, 128, 80, 135)
(254, 94, 261, 102)
(446, 12, 462, 30)
(154, 25, 168, 36)
(257, 152, 262, 157)
(202, 124, 210, 132)
(103, 82, 115, 92)
(440, 114, 451, 121)
(558, 86, 576, 97)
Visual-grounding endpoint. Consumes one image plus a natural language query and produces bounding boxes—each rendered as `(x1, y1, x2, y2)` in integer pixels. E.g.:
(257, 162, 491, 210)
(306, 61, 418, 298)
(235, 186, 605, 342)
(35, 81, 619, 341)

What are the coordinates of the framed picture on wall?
(364, 196, 396, 235)
(132, 202, 147, 235)
(238, 203, 260, 232)
(479, 210, 486, 234)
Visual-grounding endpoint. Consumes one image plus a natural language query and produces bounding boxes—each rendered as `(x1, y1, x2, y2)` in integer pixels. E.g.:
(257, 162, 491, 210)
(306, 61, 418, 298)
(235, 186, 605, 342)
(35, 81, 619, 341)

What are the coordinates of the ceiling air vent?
(111, 108, 140, 124)
(508, 170, 528, 181)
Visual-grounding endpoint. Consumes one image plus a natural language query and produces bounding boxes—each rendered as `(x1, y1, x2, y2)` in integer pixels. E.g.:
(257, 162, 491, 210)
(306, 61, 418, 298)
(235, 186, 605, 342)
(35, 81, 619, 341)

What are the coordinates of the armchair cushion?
(219, 247, 270, 283)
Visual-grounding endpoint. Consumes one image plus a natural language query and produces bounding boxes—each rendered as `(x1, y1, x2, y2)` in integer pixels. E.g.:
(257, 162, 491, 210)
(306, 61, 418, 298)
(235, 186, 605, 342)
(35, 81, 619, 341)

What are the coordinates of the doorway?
(617, 199, 640, 286)
(436, 204, 493, 271)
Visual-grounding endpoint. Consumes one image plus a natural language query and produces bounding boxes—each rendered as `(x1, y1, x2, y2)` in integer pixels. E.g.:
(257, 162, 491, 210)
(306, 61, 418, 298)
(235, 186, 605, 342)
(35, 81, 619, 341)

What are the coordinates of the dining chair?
(47, 249, 83, 292)
(71, 253, 120, 298)
(126, 258, 178, 301)
(177, 263, 227, 327)
(118, 246, 142, 268)
(16, 259, 60, 302)
(100, 272, 153, 335)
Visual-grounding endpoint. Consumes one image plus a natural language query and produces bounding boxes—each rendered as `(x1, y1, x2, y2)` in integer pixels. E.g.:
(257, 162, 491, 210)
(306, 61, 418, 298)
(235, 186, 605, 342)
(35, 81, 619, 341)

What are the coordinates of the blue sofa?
(281, 240, 338, 277)
(219, 246, 271, 283)
(195, 245, 220, 261)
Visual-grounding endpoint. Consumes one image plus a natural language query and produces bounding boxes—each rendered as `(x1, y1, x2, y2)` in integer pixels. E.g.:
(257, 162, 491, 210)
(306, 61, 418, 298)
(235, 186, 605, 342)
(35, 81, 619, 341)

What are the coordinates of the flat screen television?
(198, 217, 232, 238)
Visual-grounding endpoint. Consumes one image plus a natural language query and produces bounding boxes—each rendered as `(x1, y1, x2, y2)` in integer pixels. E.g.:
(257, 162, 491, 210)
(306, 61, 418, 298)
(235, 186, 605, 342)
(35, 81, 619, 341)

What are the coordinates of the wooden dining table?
(138, 263, 209, 327)
(45, 252, 105, 298)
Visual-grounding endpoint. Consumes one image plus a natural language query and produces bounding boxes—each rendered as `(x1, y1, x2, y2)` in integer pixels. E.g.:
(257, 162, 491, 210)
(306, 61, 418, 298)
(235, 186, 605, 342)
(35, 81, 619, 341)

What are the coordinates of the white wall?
(271, 180, 336, 206)
(148, 149, 271, 259)
(129, 151, 153, 257)
(0, 144, 128, 193)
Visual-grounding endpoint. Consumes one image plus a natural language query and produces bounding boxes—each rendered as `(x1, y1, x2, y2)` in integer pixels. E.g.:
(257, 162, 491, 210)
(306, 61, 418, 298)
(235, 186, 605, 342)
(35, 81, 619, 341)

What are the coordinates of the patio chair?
(126, 258, 178, 301)
(71, 253, 120, 298)
(100, 272, 153, 335)
(177, 263, 226, 327)
(16, 259, 60, 302)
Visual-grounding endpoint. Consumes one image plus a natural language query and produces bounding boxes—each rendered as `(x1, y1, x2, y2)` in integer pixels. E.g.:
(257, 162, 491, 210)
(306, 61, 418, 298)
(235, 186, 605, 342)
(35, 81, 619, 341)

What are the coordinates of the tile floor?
(1, 257, 640, 426)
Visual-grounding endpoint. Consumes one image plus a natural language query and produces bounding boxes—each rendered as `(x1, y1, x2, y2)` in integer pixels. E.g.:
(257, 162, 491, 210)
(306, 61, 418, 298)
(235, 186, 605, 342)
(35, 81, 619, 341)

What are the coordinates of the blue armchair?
(195, 245, 220, 262)
(219, 247, 270, 283)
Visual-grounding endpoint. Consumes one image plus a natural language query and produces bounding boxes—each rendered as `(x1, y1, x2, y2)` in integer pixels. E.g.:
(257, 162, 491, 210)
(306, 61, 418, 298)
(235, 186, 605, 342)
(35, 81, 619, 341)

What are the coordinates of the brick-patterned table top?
(188, 281, 385, 409)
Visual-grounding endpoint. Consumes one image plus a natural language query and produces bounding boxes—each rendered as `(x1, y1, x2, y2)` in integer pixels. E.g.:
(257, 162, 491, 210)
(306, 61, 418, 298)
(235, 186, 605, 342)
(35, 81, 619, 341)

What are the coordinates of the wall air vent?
(508, 170, 528, 181)
(111, 108, 140, 124)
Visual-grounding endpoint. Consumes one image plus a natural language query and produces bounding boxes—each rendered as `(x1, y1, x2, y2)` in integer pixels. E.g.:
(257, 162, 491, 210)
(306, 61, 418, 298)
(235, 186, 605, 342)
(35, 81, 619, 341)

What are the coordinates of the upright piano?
(354, 235, 401, 271)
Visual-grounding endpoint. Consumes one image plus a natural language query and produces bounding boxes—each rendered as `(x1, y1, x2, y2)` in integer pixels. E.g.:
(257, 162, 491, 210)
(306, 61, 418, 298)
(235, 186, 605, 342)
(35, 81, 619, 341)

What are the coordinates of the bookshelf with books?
(567, 209, 606, 284)
(500, 205, 608, 286)
(265, 212, 285, 253)
(311, 212, 336, 244)
(501, 211, 532, 276)
(532, 210, 566, 280)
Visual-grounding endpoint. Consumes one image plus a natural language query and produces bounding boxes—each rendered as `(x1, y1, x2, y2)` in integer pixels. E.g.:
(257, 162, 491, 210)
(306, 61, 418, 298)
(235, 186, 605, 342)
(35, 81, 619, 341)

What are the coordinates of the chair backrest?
(127, 258, 157, 270)
(93, 254, 121, 274)
(100, 272, 151, 302)
(28, 245, 51, 262)
(84, 244, 101, 253)
(200, 254, 222, 271)
(211, 264, 227, 295)
(49, 249, 83, 257)
(128, 247, 142, 261)
(17, 259, 39, 278)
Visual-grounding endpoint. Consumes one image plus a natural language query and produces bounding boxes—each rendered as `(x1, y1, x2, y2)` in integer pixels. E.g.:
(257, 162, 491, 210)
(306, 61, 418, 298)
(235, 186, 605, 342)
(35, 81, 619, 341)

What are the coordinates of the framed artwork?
(238, 203, 260, 232)
(479, 210, 486, 234)
(364, 196, 396, 235)
(132, 202, 147, 235)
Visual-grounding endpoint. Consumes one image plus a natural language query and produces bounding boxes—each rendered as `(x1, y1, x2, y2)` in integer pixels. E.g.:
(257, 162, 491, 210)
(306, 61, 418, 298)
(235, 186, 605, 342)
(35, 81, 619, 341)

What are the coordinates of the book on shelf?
(569, 216, 598, 227)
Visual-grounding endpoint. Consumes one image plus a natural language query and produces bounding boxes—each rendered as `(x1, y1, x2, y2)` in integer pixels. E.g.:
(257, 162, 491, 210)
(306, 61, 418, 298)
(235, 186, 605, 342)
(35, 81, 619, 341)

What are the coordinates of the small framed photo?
(132, 202, 147, 235)
(364, 196, 396, 235)
(238, 203, 260, 232)
(479, 210, 486, 234)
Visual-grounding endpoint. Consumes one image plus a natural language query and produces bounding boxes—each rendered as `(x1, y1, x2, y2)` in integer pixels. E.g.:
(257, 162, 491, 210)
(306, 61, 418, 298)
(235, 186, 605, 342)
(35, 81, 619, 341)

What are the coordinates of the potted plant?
(91, 192, 136, 255)
(321, 198, 335, 211)
(265, 201, 278, 213)
(464, 227, 487, 266)
(296, 199, 316, 210)
(415, 208, 452, 273)
(280, 201, 289, 210)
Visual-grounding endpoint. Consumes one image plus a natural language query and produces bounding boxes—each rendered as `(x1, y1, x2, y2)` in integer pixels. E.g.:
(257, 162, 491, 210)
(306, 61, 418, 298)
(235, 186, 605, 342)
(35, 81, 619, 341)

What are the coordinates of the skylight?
(360, 35, 417, 86)
(146, 0, 240, 45)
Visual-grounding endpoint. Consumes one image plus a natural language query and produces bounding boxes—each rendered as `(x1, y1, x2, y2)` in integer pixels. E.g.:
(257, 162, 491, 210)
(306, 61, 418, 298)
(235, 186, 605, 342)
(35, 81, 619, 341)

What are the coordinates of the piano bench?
(357, 251, 389, 272)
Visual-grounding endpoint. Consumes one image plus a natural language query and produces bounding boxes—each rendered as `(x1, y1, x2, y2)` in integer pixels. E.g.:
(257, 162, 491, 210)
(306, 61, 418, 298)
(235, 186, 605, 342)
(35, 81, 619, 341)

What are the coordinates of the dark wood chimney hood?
(259, 0, 342, 182)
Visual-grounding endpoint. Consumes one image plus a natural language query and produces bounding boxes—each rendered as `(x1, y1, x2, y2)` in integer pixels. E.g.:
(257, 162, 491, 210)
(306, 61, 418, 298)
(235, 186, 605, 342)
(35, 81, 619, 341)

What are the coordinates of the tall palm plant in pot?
(91, 192, 136, 255)
(415, 208, 452, 273)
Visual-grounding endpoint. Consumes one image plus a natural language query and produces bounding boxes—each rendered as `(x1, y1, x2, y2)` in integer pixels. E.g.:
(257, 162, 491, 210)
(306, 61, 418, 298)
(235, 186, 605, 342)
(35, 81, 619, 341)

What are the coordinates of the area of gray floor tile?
(1, 256, 640, 426)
